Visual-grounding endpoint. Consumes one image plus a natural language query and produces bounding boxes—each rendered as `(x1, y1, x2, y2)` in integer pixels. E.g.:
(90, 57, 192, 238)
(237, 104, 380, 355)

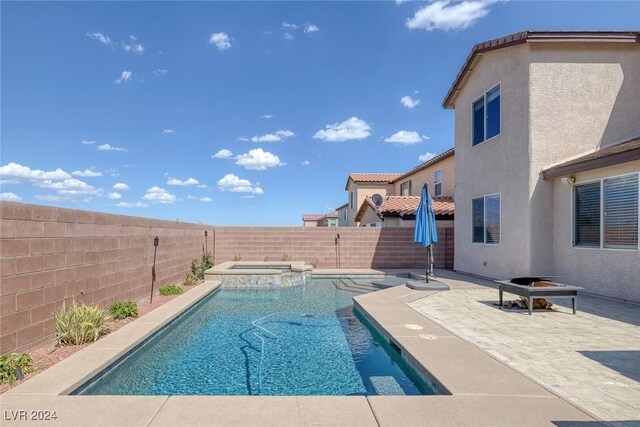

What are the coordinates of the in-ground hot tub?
(205, 261, 313, 288)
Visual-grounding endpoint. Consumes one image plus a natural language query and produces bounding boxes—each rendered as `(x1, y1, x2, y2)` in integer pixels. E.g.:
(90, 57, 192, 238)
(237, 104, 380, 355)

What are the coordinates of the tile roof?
(543, 136, 640, 179)
(393, 148, 454, 183)
(302, 214, 324, 221)
(443, 30, 640, 109)
(345, 173, 402, 190)
(318, 210, 339, 220)
(356, 195, 454, 222)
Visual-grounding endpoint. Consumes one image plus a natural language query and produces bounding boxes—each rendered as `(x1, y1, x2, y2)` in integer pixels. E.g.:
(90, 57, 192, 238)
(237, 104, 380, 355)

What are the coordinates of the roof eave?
(543, 146, 640, 179)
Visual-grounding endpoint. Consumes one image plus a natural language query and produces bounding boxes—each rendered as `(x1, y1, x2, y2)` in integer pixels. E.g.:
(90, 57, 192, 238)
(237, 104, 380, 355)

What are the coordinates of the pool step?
(332, 279, 383, 294)
(370, 376, 406, 395)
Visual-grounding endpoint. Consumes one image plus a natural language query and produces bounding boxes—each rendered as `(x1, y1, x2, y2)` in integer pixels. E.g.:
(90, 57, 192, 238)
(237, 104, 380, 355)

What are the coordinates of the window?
(343, 209, 348, 223)
(574, 174, 639, 249)
(349, 191, 354, 209)
(434, 170, 442, 196)
(472, 84, 500, 146)
(472, 194, 501, 244)
(400, 180, 412, 196)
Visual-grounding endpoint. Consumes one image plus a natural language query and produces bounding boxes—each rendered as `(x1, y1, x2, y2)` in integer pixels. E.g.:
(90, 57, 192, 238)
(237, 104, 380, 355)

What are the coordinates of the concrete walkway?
(409, 270, 640, 425)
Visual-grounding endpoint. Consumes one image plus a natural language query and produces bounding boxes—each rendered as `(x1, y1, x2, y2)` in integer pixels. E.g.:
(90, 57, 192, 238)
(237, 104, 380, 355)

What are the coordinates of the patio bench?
(494, 280, 583, 315)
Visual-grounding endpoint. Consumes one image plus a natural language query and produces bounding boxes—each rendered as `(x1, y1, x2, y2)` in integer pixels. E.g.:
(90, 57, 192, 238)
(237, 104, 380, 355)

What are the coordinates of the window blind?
(472, 197, 484, 243)
(604, 174, 638, 249)
(485, 194, 501, 244)
(574, 182, 601, 247)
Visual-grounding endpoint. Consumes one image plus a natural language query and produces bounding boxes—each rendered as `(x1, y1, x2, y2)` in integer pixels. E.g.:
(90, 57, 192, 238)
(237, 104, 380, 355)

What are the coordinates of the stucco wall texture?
(453, 41, 640, 302)
(393, 154, 456, 198)
(0, 201, 450, 353)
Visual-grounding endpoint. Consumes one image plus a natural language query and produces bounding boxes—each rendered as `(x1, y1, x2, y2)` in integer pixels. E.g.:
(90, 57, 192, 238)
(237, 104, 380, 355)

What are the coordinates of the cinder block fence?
(0, 201, 453, 353)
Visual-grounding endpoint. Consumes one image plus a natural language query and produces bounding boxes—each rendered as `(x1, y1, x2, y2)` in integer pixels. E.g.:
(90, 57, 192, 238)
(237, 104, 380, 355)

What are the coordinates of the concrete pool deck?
(0, 269, 617, 426)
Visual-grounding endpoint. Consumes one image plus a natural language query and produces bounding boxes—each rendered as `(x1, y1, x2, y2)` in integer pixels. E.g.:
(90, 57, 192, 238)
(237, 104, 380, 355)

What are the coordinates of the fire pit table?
(494, 278, 583, 315)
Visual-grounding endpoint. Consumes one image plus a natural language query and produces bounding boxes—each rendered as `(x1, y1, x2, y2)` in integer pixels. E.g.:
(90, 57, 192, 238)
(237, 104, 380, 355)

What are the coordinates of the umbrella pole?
(425, 247, 429, 283)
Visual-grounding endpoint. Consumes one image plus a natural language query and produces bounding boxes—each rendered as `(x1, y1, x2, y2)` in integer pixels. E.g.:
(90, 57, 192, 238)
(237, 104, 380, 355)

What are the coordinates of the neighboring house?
(317, 210, 339, 227)
(444, 30, 640, 302)
(302, 214, 323, 227)
(355, 195, 454, 228)
(344, 173, 402, 227)
(336, 203, 349, 227)
(345, 148, 455, 227)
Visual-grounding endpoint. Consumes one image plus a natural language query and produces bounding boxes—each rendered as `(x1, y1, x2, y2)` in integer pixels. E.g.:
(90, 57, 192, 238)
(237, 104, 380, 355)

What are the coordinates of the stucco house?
(301, 214, 322, 227)
(445, 30, 639, 302)
(345, 148, 455, 227)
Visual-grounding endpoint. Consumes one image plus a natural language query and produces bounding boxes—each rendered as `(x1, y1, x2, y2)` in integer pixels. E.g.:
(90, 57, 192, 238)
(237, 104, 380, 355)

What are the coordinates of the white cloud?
(97, 144, 127, 152)
(238, 137, 250, 142)
(113, 182, 129, 190)
(114, 71, 133, 84)
(384, 130, 425, 145)
(282, 22, 299, 30)
(36, 178, 97, 192)
(419, 152, 437, 162)
(81, 140, 95, 145)
(34, 194, 63, 202)
(305, 24, 320, 33)
(153, 68, 168, 76)
(260, 114, 274, 119)
(197, 184, 208, 189)
(122, 42, 145, 54)
(250, 129, 295, 143)
(209, 32, 232, 51)
(235, 148, 284, 171)
(72, 169, 102, 177)
(301, 160, 310, 166)
(107, 192, 122, 200)
(117, 201, 148, 208)
(167, 177, 200, 186)
(406, 0, 496, 31)
(313, 117, 372, 142)
(200, 197, 213, 202)
(187, 195, 198, 200)
(396, 0, 410, 4)
(401, 95, 421, 109)
(163, 129, 175, 135)
(212, 149, 233, 159)
(0, 192, 22, 201)
(86, 32, 113, 46)
(143, 186, 177, 204)
(0, 179, 19, 185)
(284, 32, 294, 41)
(217, 174, 263, 195)
(0, 162, 71, 181)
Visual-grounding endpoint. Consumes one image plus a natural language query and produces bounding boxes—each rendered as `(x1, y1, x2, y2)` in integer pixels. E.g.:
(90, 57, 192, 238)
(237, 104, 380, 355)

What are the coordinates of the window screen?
(472, 197, 484, 243)
(603, 174, 638, 249)
(485, 85, 500, 140)
(485, 194, 501, 244)
(472, 98, 485, 146)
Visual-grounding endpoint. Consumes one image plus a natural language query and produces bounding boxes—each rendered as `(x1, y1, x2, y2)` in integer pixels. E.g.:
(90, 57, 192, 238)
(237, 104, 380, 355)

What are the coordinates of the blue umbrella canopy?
(414, 184, 438, 247)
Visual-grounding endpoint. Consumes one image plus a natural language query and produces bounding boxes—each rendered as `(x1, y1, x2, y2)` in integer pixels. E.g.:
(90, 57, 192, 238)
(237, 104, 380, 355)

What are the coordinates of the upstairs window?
(472, 84, 501, 146)
(472, 194, 501, 244)
(350, 191, 354, 209)
(400, 180, 412, 196)
(574, 174, 639, 249)
(434, 170, 442, 196)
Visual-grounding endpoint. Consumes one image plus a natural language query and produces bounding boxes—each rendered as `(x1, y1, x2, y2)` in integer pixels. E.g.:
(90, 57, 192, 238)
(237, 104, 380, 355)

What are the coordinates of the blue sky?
(1, 1, 638, 225)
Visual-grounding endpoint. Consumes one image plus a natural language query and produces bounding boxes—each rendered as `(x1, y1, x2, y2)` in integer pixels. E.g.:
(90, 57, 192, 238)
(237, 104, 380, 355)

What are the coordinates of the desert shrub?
(54, 302, 110, 346)
(232, 254, 242, 261)
(159, 284, 184, 296)
(183, 272, 198, 286)
(191, 252, 214, 281)
(0, 353, 35, 384)
(281, 254, 290, 262)
(109, 300, 138, 320)
(311, 257, 320, 269)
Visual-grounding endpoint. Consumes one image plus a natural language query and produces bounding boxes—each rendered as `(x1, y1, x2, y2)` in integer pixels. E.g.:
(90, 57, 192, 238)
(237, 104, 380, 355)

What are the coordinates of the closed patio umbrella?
(414, 183, 438, 283)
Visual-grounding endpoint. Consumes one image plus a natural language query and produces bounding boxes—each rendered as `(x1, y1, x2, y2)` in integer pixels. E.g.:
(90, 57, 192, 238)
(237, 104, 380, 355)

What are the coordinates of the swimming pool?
(76, 279, 435, 396)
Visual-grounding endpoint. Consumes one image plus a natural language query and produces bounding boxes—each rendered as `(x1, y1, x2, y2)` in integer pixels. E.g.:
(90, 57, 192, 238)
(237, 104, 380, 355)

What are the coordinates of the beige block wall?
(528, 42, 640, 273)
(551, 162, 640, 302)
(393, 154, 456, 198)
(453, 44, 533, 278)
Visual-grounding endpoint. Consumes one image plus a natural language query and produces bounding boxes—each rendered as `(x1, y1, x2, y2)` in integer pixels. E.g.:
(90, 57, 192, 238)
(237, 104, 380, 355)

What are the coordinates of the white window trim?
(571, 172, 639, 252)
(434, 169, 442, 196)
(470, 192, 501, 246)
(471, 83, 501, 147)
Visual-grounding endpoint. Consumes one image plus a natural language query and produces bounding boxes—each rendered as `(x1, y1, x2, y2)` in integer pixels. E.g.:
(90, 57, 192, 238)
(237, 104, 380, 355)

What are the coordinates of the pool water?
(78, 279, 435, 396)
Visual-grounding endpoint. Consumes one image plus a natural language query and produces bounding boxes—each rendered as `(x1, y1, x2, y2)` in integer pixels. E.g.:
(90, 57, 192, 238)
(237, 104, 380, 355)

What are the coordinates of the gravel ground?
(0, 282, 202, 394)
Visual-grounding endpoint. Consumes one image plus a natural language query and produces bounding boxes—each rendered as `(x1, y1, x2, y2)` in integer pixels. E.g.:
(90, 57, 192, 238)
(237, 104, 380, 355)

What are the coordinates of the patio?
(409, 270, 640, 425)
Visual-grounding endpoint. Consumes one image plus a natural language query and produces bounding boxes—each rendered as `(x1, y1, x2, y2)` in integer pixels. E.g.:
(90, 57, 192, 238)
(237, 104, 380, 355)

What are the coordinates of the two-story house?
(349, 148, 455, 228)
(445, 30, 640, 302)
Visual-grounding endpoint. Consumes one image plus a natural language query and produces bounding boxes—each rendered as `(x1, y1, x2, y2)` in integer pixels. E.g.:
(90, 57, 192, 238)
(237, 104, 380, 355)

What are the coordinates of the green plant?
(54, 302, 109, 346)
(0, 353, 35, 384)
(232, 254, 242, 261)
(159, 284, 184, 296)
(109, 300, 138, 320)
(281, 254, 290, 262)
(183, 272, 198, 286)
(190, 252, 213, 281)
